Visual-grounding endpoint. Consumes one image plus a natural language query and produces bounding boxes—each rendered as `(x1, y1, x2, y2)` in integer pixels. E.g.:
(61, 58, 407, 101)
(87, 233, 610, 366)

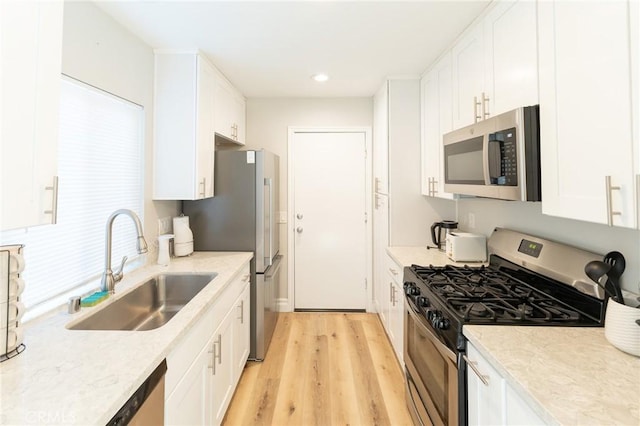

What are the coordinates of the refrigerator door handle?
(264, 178, 273, 266)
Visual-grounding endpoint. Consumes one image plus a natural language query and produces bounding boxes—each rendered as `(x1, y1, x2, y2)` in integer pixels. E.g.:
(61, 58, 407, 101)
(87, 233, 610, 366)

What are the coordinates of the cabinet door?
(484, 0, 538, 116)
(233, 94, 246, 145)
(452, 25, 484, 129)
(373, 193, 389, 321)
(466, 343, 505, 425)
(504, 384, 545, 425)
(212, 310, 235, 426)
(631, 0, 640, 228)
(422, 54, 456, 199)
(196, 56, 215, 199)
(373, 82, 389, 194)
(1, 0, 62, 231)
(165, 342, 212, 426)
(389, 278, 404, 364)
(233, 282, 250, 382)
(538, 0, 635, 228)
(213, 78, 245, 145)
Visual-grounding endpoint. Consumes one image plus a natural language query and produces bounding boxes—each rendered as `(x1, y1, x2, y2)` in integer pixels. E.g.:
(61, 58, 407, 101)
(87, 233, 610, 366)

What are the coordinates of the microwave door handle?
(482, 134, 491, 185)
(264, 178, 273, 266)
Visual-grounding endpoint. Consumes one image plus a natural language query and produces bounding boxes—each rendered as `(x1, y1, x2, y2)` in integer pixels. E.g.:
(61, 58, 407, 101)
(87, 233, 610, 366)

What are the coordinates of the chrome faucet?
(101, 209, 148, 294)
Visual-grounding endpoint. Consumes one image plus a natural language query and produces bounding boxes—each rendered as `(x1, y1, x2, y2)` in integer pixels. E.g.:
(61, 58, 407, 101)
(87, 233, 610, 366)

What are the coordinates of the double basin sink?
(67, 273, 217, 331)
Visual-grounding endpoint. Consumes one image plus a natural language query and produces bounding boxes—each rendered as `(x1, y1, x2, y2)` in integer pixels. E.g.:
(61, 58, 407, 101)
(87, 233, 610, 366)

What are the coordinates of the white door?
(293, 131, 367, 310)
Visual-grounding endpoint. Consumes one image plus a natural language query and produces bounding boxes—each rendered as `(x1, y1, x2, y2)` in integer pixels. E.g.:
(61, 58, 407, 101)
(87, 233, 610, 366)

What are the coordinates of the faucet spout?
(101, 209, 148, 294)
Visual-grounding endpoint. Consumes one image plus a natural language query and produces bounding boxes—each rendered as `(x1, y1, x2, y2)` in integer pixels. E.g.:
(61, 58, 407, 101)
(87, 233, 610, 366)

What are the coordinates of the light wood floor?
(222, 312, 413, 426)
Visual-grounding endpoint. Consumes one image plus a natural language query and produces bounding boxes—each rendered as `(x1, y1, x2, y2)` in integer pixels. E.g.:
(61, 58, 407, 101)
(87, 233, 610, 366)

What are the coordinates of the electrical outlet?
(468, 213, 476, 229)
(158, 217, 172, 235)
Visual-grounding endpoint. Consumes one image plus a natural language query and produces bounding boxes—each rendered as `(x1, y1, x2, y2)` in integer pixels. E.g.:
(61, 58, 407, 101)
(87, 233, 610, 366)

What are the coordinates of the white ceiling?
(95, 1, 491, 98)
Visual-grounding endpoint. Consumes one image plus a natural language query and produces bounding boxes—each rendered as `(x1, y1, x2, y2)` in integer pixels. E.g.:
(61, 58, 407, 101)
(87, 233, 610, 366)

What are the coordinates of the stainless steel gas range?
(403, 228, 608, 426)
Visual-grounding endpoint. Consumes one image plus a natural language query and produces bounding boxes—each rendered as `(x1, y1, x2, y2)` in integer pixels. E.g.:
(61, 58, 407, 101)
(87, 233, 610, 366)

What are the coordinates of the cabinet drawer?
(384, 254, 403, 284)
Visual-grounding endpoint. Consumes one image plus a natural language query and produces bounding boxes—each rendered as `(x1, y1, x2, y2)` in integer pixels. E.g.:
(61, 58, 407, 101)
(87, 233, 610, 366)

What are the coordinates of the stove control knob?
(427, 309, 437, 322)
(417, 296, 430, 308)
(430, 311, 441, 328)
(436, 318, 450, 330)
(403, 282, 419, 296)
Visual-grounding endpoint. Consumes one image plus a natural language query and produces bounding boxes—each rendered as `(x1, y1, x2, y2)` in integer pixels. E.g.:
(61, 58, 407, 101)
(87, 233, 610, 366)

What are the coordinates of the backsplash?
(457, 198, 640, 293)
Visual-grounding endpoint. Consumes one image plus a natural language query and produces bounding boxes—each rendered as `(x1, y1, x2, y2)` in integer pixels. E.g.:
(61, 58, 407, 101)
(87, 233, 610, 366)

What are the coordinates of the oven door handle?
(406, 301, 457, 363)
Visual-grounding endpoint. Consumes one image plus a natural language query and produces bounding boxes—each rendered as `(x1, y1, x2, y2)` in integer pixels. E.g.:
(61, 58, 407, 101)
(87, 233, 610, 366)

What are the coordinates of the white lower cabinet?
(165, 263, 250, 425)
(379, 253, 404, 364)
(466, 342, 544, 426)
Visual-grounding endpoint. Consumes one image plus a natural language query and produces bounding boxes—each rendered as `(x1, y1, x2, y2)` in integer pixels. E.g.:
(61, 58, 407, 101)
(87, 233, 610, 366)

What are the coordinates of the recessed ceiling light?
(311, 73, 329, 82)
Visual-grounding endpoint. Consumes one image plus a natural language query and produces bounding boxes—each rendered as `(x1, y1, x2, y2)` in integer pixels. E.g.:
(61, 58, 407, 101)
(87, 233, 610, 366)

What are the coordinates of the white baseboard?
(276, 298, 292, 312)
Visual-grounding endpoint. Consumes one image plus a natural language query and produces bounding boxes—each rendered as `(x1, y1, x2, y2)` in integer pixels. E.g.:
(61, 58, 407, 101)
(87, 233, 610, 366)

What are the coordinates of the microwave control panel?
(488, 127, 517, 186)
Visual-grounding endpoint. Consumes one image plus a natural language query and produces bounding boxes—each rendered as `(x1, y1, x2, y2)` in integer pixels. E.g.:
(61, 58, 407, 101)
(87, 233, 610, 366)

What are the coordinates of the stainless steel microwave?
(443, 105, 540, 201)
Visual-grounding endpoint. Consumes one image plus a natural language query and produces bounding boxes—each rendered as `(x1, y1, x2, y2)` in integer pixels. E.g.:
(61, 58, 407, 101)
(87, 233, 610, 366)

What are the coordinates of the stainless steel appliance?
(430, 220, 458, 251)
(443, 106, 540, 201)
(403, 228, 607, 426)
(183, 149, 281, 361)
(107, 360, 167, 425)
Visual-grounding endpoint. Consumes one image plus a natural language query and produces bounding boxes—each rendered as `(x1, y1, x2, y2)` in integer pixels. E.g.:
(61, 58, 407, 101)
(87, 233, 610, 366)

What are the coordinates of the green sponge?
(81, 291, 110, 307)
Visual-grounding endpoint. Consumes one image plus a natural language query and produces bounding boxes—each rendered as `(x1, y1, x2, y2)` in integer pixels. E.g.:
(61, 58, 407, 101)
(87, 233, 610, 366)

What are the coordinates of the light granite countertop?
(464, 325, 640, 425)
(0, 251, 253, 426)
(386, 246, 486, 268)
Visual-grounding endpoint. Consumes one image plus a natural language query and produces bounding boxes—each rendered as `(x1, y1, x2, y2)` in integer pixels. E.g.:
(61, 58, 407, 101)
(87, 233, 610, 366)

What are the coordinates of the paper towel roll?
(173, 215, 193, 256)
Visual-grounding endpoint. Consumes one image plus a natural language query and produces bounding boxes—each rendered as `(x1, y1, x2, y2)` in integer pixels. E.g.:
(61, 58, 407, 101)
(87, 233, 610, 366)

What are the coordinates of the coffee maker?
(430, 220, 458, 251)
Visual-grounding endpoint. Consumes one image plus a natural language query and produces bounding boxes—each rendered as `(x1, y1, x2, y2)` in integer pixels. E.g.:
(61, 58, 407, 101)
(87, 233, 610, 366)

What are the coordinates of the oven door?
(404, 301, 458, 426)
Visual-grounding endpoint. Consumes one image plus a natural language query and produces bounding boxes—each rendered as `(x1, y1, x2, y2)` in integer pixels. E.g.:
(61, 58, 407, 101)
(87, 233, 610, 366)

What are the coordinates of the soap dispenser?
(157, 234, 174, 266)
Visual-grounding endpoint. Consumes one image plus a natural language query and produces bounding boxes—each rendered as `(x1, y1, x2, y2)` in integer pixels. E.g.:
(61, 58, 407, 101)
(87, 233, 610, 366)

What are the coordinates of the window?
(0, 77, 144, 319)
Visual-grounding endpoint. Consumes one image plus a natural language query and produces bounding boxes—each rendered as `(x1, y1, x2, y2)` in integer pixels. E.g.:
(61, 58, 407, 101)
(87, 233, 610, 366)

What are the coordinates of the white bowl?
(604, 298, 640, 357)
(0, 324, 24, 355)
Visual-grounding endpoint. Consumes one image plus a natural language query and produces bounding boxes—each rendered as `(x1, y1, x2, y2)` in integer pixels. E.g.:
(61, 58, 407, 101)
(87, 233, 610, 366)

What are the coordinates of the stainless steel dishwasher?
(107, 359, 167, 425)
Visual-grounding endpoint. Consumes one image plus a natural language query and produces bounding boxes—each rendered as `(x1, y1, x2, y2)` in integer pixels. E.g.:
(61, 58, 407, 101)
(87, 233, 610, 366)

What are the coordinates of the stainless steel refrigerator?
(183, 149, 281, 361)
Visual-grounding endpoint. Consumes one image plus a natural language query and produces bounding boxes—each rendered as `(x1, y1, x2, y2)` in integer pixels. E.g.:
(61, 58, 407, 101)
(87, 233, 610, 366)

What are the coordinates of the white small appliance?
(173, 216, 194, 257)
(446, 232, 487, 262)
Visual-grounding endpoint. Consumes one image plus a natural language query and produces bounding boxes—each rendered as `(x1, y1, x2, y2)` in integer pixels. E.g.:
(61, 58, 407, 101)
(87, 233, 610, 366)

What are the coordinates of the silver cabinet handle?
(481, 92, 490, 119)
(375, 177, 381, 193)
(199, 178, 206, 198)
(389, 282, 393, 304)
(432, 178, 438, 196)
(208, 344, 216, 374)
(44, 176, 59, 224)
(215, 334, 222, 366)
(463, 355, 489, 386)
(605, 176, 622, 226)
(474, 96, 482, 123)
(296, 226, 303, 233)
(238, 300, 244, 324)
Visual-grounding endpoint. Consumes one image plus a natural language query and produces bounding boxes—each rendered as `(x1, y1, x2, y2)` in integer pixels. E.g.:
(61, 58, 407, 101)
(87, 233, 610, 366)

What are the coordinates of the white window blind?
(0, 77, 144, 314)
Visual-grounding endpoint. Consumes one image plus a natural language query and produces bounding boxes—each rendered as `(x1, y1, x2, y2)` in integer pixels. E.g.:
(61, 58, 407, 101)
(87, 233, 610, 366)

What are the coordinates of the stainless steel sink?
(67, 273, 217, 331)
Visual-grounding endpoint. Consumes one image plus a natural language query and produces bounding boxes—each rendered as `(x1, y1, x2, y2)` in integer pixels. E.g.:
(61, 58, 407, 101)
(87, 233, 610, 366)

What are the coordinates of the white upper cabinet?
(451, 0, 537, 130)
(452, 25, 485, 129)
(373, 83, 389, 195)
(538, 0, 637, 228)
(421, 53, 456, 199)
(214, 76, 246, 145)
(1, 0, 63, 231)
(483, 0, 538, 115)
(154, 52, 215, 201)
(632, 0, 640, 229)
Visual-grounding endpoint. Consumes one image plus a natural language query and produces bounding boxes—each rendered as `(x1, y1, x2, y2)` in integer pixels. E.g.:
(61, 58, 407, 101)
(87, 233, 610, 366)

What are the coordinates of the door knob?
(296, 213, 303, 220)
(296, 227, 303, 233)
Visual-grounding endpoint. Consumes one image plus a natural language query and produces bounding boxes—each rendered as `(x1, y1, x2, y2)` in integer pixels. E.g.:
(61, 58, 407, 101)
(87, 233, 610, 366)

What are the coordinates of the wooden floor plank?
(222, 312, 412, 426)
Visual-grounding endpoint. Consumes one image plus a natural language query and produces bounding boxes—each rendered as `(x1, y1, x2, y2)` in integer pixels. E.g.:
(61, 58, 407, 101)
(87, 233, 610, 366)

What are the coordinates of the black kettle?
(431, 220, 458, 251)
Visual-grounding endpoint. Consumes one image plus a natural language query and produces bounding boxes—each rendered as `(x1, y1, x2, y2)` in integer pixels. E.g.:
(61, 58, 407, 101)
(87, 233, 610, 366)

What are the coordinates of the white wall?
(244, 98, 373, 303)
(457, 199, 640, 293)
(62, 1, 180, 261)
